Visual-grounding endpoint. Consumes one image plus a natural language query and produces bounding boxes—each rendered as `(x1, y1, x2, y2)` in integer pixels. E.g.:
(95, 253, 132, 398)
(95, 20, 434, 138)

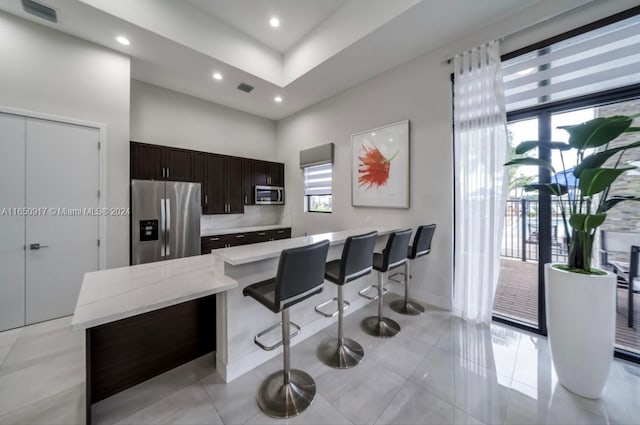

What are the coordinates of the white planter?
(545, 263, 616, 399)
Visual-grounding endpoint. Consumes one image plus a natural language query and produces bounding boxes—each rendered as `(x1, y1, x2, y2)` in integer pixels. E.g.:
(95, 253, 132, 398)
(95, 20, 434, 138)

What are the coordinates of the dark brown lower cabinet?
(200, 227, 291, 254)
(85, 296, 215, 424)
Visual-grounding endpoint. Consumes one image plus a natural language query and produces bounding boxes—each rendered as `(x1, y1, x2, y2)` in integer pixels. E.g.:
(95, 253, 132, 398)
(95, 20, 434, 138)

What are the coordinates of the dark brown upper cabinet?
(253, 160, 268, 186)
(130, 142, 163, 180)
(202, 154, 243, 215)
(253, 160, 284, 187)
(130, 142, 195, 182)
(131, 142, 284, 214)
(164, 147, 194, 182)
(241, 158, 254, 205)
(268, 162, 284, 187)
(192, 152, 206, 208)
(203, 154, 225, 214)
(224, 157, 243, 214)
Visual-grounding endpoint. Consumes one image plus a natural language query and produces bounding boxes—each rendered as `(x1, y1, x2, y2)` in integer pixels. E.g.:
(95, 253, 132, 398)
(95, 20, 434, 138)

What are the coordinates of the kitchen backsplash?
(201, 205, 288, 232)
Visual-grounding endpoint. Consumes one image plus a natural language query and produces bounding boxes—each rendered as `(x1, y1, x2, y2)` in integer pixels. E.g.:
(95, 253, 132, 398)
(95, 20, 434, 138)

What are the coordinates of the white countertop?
(71, 255, 237, 331)
(201, 224, 290, 237)
(71, 226, 400, 331)
(213, 226, 400, 266)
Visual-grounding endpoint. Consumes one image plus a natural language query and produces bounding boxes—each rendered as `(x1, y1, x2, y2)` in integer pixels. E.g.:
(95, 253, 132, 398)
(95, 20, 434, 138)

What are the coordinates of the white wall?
(277, 52, 454, 310)
(130, 80, 278, 161)
(0, 11, 130, 269)
(276, 0, 640, 311)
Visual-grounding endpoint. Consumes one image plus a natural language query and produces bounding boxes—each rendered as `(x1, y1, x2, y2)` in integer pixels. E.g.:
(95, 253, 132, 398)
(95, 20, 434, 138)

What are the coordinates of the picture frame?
(351, 120, 410, 208)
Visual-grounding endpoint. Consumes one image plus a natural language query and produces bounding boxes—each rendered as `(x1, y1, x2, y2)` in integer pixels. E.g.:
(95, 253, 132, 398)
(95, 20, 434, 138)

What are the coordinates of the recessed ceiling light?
(269, 17, 280, 28)
(116, 36, 130, 46)
(371, 132, 376, 136)
(212, 72, 223, 80)
(274, 96, 282, 103)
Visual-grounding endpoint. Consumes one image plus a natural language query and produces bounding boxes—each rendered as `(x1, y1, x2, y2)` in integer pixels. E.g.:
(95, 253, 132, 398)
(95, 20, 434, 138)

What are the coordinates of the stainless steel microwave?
(255, 185, 284, 205)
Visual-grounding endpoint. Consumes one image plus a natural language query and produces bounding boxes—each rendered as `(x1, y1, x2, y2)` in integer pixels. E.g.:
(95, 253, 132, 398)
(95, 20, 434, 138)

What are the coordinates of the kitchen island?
(72, 226, 398, 423)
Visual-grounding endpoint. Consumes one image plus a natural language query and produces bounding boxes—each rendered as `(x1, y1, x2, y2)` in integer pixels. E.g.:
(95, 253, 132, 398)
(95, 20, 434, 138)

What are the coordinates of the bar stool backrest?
(382, 229, 413, 271)
(340, 231, 378, 283)
(275, 239, 330, 310)
(409, 224, 436, 259)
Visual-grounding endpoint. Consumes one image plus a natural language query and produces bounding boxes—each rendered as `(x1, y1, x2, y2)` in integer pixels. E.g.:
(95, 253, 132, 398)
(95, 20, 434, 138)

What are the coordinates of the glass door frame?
(494, 85, 640, 364)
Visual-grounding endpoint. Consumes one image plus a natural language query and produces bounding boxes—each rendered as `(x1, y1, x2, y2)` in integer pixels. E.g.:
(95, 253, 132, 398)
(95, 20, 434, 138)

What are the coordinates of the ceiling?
(0, 0, 598, 120)
(184, 0, 348, 53)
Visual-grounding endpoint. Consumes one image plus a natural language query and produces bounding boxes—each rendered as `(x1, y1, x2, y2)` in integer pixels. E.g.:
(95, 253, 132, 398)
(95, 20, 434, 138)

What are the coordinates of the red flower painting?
(358, 144, 399, 189)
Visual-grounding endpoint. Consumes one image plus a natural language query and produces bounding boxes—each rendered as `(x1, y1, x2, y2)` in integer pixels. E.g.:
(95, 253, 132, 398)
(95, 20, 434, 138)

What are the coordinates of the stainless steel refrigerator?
(131, 180, 201, 265)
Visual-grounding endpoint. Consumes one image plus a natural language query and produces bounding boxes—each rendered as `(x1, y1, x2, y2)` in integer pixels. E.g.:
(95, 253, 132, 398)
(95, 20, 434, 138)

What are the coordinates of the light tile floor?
(1, 295, 639, 425)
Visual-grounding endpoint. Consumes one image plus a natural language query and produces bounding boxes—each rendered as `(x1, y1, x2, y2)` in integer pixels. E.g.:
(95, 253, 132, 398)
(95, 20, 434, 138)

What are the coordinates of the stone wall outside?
(594, 100, 640, 233)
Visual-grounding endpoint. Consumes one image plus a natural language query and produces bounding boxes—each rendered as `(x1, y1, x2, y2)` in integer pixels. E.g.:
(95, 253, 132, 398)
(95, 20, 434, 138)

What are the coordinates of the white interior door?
(0, 114, 26, 331)
(25, 119, 100, 324)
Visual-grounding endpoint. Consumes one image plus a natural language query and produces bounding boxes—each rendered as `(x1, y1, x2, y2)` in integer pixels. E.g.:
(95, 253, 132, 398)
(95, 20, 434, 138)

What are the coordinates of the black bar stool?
(242, 239, 330, 419)
(390, 224, 436, 315)
(360, 229, 412, 338)
(315, 231, 378, 368)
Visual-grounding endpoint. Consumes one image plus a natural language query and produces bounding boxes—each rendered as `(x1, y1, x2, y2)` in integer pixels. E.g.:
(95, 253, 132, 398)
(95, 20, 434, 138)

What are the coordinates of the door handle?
(160, 198, 166, 257)
(29, 243, 49, 250)
(166, 198, 171, 256)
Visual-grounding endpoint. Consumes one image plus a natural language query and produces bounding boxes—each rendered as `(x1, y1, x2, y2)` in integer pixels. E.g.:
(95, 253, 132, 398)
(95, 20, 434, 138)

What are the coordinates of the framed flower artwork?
(351, 120, 410, 208)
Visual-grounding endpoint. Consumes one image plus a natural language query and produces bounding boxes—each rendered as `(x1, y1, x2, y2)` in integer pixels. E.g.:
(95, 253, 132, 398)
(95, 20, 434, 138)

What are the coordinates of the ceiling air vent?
(22, 0, 58, 23)
(237, 83, 254, 93)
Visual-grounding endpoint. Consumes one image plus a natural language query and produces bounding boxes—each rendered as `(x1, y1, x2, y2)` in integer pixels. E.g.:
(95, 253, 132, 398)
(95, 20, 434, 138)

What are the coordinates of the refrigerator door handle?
(166, 198, 171, 256)
(160, 198, 166, 257)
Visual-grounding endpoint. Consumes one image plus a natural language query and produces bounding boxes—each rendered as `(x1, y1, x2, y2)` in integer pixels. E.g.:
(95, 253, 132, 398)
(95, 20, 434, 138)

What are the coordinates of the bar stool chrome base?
(257, 369, 316, 419)
(361, 316, 401, 338)
(317, 337, 364, 368)
(390, 299, 425, 315)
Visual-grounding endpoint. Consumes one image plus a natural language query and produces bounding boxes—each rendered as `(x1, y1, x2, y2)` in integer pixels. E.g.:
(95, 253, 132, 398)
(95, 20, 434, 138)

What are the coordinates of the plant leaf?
(569, 213, 607, 231)
(504, 158, 555, 173)
(564, 116, 632, 150)
(515, 141, 572, 155)
(578, 168, 634, 196)
(573, 141, 640, 177)
(599, 196, 640, 212)
(623, 127, 640, 133)
(524, 183, 569, 196)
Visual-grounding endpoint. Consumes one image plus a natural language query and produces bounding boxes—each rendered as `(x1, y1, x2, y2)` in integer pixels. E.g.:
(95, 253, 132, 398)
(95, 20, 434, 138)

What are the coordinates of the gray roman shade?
(299, 143, 334, 168)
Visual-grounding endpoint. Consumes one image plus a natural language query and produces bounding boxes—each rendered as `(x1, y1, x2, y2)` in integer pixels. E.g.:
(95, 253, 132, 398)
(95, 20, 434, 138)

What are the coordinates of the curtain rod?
(443, 1, 596, 65)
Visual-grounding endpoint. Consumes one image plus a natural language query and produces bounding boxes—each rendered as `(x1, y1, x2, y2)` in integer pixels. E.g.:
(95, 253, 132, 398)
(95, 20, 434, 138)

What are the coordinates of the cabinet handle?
(236, 235, 244, 239)
(210, 237, 220, 241)
(277, 230, 284, 234)
(258, 232, 266, 236)
(167, 168, 170, 178)
(162, 167, 165, 178)
(205, 195, 208, 205)
(245, 195, 248, 204)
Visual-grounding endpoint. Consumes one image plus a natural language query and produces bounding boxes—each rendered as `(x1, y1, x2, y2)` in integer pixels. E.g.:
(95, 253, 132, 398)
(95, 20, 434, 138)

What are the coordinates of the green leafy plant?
(504, 114, 640, 274)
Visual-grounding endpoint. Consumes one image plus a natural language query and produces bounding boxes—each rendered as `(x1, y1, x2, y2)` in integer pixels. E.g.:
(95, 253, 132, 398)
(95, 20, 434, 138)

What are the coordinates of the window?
(304, 163, 332, 213)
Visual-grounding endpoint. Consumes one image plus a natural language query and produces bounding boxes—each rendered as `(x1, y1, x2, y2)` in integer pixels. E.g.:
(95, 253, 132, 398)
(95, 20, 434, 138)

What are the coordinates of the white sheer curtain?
(453, 41, 509, 325)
